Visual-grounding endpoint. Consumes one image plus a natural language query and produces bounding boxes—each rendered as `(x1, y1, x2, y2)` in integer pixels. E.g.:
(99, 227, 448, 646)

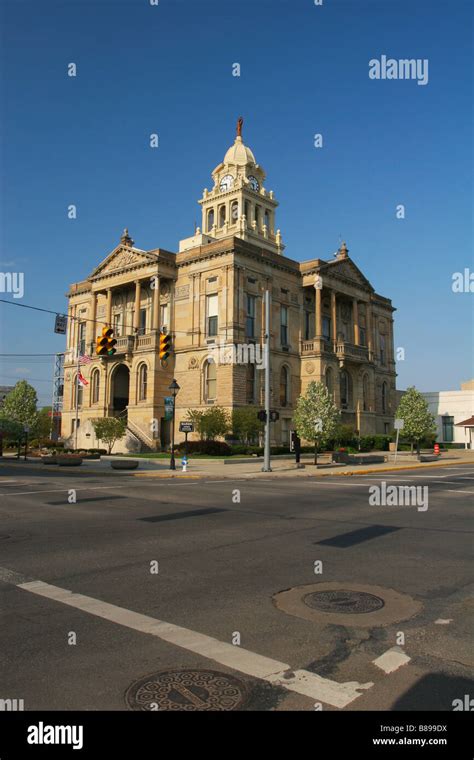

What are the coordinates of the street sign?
(164, 396, 174, 422)
(394, 419, 404, 430)
(179, 422, 194, 433)
(54, 314, 68, 335)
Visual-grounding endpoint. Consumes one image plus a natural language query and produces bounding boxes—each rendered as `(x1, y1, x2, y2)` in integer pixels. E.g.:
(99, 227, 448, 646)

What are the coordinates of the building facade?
(422, 380, 474, 447)
(62, 123, 397, 451)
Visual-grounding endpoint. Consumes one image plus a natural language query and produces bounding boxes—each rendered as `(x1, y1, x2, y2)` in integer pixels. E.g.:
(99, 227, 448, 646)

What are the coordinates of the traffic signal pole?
(262, 289, 272, 473)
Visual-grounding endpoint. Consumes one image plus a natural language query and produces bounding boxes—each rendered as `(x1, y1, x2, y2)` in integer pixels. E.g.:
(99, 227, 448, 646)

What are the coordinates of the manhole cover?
(125, 669, 249, 711)
(304, 590, 385, 614)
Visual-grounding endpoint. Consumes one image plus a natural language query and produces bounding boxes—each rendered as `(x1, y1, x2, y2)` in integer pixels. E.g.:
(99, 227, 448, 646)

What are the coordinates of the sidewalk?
(3, 450, 473, 480)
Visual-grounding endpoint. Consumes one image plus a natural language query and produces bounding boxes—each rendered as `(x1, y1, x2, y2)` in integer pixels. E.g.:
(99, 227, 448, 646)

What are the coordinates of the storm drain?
(125, 669, 249, 711)
(304, 590, 385, 615)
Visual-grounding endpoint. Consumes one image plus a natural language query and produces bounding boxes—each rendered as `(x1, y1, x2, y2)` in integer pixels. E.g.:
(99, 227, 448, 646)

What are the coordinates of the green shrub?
(176, 440, 232, 456)
(372, 435, 391, 451)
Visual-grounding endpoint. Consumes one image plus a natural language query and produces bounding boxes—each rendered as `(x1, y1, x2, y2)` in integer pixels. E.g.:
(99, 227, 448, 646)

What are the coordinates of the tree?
(0, 417, 24, 456)
(294, 381, 340, 465)
(91, 417, 127, 454)
(186, 409, 205, 440)
(232, 407, 263, 444)
(395, 386, 436, 457)
(33, 406, 53, 439)
(1, 380, 38, 428)
(200, 406, 230, 441)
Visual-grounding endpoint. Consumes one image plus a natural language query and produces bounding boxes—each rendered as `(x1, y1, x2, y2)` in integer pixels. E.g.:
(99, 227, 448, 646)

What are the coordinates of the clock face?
(248, 175, 259, 192)
(219, 174, 234, 191)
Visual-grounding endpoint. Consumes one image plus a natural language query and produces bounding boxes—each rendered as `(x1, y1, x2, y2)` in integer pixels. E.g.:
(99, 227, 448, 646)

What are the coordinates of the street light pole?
(169, 379, 180, 470)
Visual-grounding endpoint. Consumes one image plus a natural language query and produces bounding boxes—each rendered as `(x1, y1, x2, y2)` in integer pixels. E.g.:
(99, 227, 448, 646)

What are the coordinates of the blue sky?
(0, 0, 472, 405)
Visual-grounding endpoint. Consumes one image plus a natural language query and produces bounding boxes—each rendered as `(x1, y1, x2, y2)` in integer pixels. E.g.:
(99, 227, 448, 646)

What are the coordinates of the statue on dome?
(236, 116, 243, 137)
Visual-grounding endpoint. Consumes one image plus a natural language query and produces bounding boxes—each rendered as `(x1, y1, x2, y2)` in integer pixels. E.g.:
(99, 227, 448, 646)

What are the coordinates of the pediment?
(90, 246, 158, 279)
(320, 257, 374, 292)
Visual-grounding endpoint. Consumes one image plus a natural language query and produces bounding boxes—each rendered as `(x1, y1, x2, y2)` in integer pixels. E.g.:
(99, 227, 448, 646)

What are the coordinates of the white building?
(422, 380, 474, 448)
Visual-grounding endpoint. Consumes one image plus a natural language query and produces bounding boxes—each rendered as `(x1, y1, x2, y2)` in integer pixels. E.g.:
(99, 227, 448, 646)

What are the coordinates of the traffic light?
(96, 327, 117, 356)
(159, 333, 172, 361)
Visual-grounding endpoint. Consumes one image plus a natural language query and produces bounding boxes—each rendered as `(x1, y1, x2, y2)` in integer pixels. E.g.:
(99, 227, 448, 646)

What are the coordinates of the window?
(219, 205, 226, 228)
(322, 316, 331, 341)
(340, 370, 352, 409)
(91, 369, 100, 405)
(73, 375, 83, 409)
(205, 359, 217, 401)
(281, 417, 289, 446)
(381, 381, 388, 413)
(359, 327, 367, 346)
(280, 366, 289, 407)
(264, 209, 270, 230)
(207, 209, 214, 232)
(246, 364, 256, 404)
(71, 418, 80, 433)
(362, 374, 369, 411)
(304, 311, 312, 340)
(442, 415, 454, 443)
(254, 205, 260, 228)
(280, 305, 288, 346)
(138, 364, 147, 401)
(244, 201, 250, 221)
(231, 201, 239, 223)
(380, 335, 386, 365)
(207, 294, 218, 337)
(78, 322, 86, 355)
(325, 367, 333, 398)
(113, 312, 123, 337)
(139, 308, 147, 335)
(246, 294, 256, 338)
(160, 303, 169, 332)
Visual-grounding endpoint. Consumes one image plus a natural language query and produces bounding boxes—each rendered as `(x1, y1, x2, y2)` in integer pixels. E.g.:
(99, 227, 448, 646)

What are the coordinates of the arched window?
(280, 366, 289, 407)
(340, 370, 352, 409)
(231, 200, 239, 223)
(264, 209, 270, 230)
(219, 205, 226, 228)
(207, 209, 214, 231)
(246, 364, 256, 404)
(325, 367, 333, 399)
(91, 369, 100, 405)
(362, 373, 369, 412)
(254, 205, 260, 228)
(381, 381, 387, 414)
(138, 364, 148, 402)
(73, 375, 83, 409)
(205, 359, 217, 402)
(244, 200, 250, 221)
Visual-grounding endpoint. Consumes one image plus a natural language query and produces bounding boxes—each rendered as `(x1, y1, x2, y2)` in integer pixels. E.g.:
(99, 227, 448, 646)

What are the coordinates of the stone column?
(353, 299, 359, 345)
(366, 301, 373, 360)
(133, 280, 141, 331)
(331, 290, 337, 346)
(152, 276, 160, 330)
(89, 292, 97, 351)
(314, 281, 322, 337)
(106, 288, 112, 326)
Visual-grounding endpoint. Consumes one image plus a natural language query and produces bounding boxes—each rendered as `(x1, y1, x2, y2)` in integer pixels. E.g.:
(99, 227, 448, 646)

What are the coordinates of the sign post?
(393, 418, 404, 462)
(179, 421, 194, 464)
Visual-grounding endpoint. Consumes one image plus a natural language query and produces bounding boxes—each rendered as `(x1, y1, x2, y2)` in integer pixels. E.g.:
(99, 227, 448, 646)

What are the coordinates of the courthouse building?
(62, 122, 397, 451)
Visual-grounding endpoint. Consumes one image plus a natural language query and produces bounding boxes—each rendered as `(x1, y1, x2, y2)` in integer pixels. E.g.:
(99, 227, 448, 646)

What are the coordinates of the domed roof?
(223, 136, 256, 166)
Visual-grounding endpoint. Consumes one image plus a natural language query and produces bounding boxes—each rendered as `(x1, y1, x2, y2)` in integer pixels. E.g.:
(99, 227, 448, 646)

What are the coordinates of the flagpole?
(74, 328, 80, 451)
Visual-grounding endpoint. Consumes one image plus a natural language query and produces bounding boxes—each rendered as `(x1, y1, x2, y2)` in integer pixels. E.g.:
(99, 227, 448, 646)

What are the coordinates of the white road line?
(12, 576, 373, 708)
(372, 648, 411, 673)
(445, 490, 474, 495)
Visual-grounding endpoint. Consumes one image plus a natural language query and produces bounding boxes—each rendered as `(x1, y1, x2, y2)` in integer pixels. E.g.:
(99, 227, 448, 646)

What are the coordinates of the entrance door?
(112, 364, 130, 419)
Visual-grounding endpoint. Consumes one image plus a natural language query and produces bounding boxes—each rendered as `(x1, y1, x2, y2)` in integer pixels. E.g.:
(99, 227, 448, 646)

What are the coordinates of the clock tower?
(197, 118, 285, 254)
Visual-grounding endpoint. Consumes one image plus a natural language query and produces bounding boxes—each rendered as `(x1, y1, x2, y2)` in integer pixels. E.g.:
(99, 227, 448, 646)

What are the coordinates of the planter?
(389, 442, 397, 453)
(110, 459, 139, 470)
(41, 455, 57, 464)
(57, 455, 83, 466)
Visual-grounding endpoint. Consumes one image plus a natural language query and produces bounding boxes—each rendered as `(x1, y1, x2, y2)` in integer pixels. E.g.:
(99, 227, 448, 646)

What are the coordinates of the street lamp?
(168, 379, 180, 470)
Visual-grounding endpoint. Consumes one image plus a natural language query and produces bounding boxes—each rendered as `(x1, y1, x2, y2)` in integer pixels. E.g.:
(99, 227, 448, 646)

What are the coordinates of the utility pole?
(262, 288, 272, 472)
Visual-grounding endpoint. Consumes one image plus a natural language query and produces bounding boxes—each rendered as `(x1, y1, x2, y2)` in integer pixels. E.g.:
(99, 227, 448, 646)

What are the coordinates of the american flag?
(79, 354, 92, 365)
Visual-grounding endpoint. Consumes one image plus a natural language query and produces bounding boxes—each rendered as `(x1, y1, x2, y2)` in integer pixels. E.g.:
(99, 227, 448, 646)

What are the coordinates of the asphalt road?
(0, 462, 472, 712)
